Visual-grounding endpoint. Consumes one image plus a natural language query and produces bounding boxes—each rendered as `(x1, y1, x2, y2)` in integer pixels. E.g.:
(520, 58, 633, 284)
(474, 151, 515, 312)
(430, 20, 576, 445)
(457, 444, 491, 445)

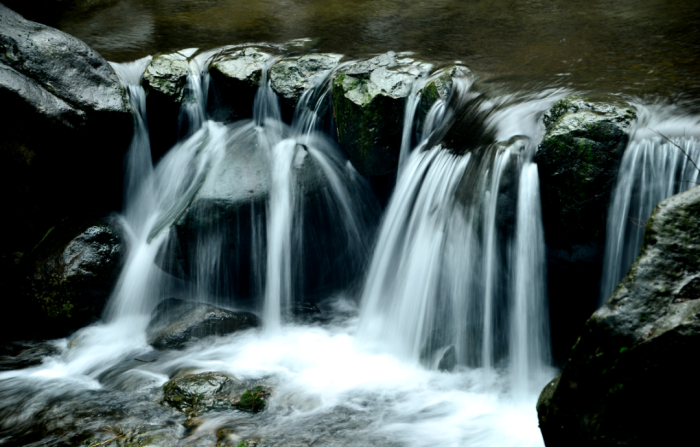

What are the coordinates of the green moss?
(234, 386, 269, 413)
(32, 273, 75, 318)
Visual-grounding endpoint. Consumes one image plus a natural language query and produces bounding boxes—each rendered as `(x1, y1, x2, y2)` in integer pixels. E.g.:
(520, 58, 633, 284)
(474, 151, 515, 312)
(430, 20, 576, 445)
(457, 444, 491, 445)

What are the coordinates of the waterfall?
(358, 85, 556, 393)
(600, 107, 700, 305)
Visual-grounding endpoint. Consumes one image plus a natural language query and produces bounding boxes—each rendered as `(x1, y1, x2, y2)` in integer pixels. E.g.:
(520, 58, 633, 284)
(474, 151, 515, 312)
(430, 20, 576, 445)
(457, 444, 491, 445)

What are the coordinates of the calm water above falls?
(43, 0, 700, 101)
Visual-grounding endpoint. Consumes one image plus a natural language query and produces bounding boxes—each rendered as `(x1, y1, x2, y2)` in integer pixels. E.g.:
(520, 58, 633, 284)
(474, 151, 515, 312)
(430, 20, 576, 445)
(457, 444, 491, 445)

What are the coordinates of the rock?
(141, 49, 196, 160)
(0, 341, 59, 370)
(537, 186, 700, 446)
(147, 298, 260, 350)
(171, 126, 330, 299)
(0, 4, 132, 277)
(437, 345, 457, 372)
(208, 46, 274, 122)
(15, 218, 123, 338)
(270, 53, 342, 118)
(534, 96, 636, 363)
(416, 65, 466, 131)
(536, 96, 636, 247)
(332, 51, 431, 176)
(162, 371, 270, 415)
(142, 51, 192, 102)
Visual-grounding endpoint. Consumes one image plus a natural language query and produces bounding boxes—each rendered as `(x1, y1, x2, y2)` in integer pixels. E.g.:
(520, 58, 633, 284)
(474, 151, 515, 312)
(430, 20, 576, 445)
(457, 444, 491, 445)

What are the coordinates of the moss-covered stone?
(270, 53, 342, 104)
(331, 51, 431, 177)
(162, 372, 271, 416)
(232, 385, 270, 413)
(142, 51, 192, 102)
(537, 186, 700, 446)
(535, 96, 636, 364)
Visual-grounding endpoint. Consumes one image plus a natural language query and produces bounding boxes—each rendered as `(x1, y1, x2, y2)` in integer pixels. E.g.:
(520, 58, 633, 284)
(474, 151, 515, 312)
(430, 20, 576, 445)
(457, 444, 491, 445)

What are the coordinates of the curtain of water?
(600, 135, 700, 304)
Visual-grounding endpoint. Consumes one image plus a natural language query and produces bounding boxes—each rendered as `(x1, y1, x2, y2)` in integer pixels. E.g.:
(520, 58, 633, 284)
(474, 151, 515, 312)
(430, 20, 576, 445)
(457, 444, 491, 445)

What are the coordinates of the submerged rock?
(147, 298, 260, 350)
(208, 46, 274, 122)
(163, 371, 270, 415)
(17, 218, 123, 338)
(537, 186, 700, 446)
(332, 51, 430, 176)
(0, 4, 132, 282)
(535, 96, 636, 362)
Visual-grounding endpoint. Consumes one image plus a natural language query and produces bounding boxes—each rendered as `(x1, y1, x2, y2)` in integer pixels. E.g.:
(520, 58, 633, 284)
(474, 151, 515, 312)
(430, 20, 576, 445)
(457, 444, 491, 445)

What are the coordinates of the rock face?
(146, 298, 260, 350)
(15, 218, 123, 338)
(537, 186, 700, 446)
(332, 51, 430, 177)
(535, 96, 636, 362)
(141, 49, 196, 160)
(163, 371, 270, 415)
(208, 46, 274, 122)
(0, 4, 132, 275)
(270, 53, 342, 119)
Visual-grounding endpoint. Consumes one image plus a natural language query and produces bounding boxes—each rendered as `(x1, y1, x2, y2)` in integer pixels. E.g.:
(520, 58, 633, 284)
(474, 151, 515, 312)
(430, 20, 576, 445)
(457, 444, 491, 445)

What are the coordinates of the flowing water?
(600, 105, 700, 304)
(0, 46, 566, 445)
(4, 1, 700, 443)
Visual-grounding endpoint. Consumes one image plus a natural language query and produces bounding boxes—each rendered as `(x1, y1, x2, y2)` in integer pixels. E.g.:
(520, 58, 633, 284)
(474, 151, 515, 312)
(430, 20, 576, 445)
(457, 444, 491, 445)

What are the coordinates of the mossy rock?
(331, 51, 431, 177)
(232, 385, 270, 413)
(537, 186, 700, 446)
(536, 96, 636, 247)
(162, 372, 271, 416)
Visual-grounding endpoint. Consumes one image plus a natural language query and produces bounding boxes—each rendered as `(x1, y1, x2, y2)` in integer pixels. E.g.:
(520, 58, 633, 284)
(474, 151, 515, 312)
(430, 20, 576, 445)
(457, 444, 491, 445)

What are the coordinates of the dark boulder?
(146, 298, 260, 350)
(0, 4, 132, 271)
(534, 96, 636, 363)
(208, 46, 274, 123)
(537, 185, 700, 446)
(331, 51, 430, 177)
(7, 218, 124, 339)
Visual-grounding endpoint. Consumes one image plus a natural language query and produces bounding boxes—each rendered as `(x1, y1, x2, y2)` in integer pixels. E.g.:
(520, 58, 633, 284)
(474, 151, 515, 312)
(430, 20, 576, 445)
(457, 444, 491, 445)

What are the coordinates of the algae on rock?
(331, 51, 431, 177)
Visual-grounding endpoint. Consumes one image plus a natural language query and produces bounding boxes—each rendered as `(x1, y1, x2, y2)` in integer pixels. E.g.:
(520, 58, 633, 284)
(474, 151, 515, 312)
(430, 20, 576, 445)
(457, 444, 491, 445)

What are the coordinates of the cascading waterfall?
(0, 49, 562, 447)
(359, 84, 556, 396)
(600, 106, 700, 305)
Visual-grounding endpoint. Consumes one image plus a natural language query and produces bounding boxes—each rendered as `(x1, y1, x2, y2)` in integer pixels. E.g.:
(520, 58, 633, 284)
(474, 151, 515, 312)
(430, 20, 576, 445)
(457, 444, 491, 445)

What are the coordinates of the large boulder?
(534, 96, 636, 362)
(331, 51, 430, 177)
(6, 218, 124, 339)
(208, 46, 274, 123)
(537, 186, 700, 446)
(146, 298, 260, 350)
(0, 4, 132, 274)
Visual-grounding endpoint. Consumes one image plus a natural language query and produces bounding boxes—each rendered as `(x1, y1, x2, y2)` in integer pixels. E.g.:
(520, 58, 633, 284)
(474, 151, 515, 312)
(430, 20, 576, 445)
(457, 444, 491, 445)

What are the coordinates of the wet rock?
(14, 218, 123, 338)
(537, 186, 700, 446)
(534, 96, 636, 363)
(0, 4, 132, 280)
(536, 96, 636, 247)
(332, 51, 431, 176)
(0, 341, 59, 370)
(147, 298, 260, 350)
(208, 46, 274, 122)
(142, 51, 192, 102)
(141, 49, 196, 160)
(270, 53, 342, 118)
(170, 127, 327, 299)
(437, 345, 457, 372)
(163, 371, 270, 415)
(416, 65, 466, 131)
